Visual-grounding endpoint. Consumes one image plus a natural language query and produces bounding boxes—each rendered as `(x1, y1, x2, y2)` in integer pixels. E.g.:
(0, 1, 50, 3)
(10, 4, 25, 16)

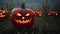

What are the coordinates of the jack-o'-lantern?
(33, 10, 42, 17)
(53, 11, 59, 16)
(48, 11, 52, 16)
(11, 7, 35, 30)
(0, 9, 8, 19)
(48, 11, 59, 17)
(37, 11, 42, 17)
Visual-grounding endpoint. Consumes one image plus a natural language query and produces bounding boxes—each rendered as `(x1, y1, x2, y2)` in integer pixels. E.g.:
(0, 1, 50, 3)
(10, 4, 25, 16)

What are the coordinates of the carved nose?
(22, 17, 25, 19)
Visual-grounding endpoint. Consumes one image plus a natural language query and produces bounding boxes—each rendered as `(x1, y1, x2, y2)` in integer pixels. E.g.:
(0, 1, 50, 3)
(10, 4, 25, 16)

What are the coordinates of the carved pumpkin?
(48, 11, 52, 16)
(53, 11, 59, 16)
(48, 11, 59, 16)
(37, 11, 42, 17)
(11, 8, 35, 29)
(0, 9, 8, 19)
(33, 10, 42, 17)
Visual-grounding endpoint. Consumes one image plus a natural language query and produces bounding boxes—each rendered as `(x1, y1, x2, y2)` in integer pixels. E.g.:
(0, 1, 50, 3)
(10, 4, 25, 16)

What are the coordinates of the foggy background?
(0, 0, 60, 10)
(0, 0, 60, 34)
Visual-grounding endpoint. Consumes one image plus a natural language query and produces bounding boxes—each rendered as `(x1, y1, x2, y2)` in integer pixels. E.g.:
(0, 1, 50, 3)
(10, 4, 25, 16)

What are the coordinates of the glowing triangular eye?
(26, 13, 30, 16)
(17, 13, 22, 16)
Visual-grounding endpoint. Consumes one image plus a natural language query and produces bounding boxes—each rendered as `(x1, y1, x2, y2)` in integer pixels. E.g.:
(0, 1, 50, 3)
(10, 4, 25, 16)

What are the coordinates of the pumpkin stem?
(21, 3, 25, 9)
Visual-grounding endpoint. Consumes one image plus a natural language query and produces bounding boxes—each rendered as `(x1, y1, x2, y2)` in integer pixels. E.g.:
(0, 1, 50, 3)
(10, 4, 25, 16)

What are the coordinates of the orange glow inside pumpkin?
(26, 13, 30, 16)
(0, 10, 8, 18)
(48, 13, 51, 16)
(39, 13, 42, 16)
(22, 17, 25, 19)
(16, 12, 22, 16)
(14, 18, 32, 24)
(55, 13, 58, 16)
(0, 11, 6, 18)
(38, 12, 42, 16)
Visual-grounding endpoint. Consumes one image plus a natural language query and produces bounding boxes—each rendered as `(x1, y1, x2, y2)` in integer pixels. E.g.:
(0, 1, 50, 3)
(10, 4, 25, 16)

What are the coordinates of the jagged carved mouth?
(14, 18, 32, 24)
(0, 15, 6, 18)
(0, 13, 6, 18)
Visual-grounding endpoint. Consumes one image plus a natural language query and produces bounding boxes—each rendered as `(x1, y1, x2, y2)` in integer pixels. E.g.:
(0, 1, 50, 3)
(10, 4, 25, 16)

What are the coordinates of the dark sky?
(0, 0, 60, 10)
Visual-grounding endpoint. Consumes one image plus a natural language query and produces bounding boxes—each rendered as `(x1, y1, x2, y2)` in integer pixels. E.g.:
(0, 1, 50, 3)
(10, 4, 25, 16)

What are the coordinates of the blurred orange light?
(26, 13, 30, 16)
(38, 11, 42, 16)
(55, 13, 58, 16)
(48, 13, 51, 16)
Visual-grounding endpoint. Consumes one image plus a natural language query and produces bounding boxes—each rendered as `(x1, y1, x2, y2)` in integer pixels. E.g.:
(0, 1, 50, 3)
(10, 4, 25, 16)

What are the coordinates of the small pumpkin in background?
(48, 11, 59, 16)
(37, 11, 42, 17)
(33, 10, 42, 17)
(0, 7, 9, 19)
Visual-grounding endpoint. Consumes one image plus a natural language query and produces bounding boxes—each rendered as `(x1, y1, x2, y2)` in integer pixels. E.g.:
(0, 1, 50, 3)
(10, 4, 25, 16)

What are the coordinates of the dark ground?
(0, 15, 60, 34)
